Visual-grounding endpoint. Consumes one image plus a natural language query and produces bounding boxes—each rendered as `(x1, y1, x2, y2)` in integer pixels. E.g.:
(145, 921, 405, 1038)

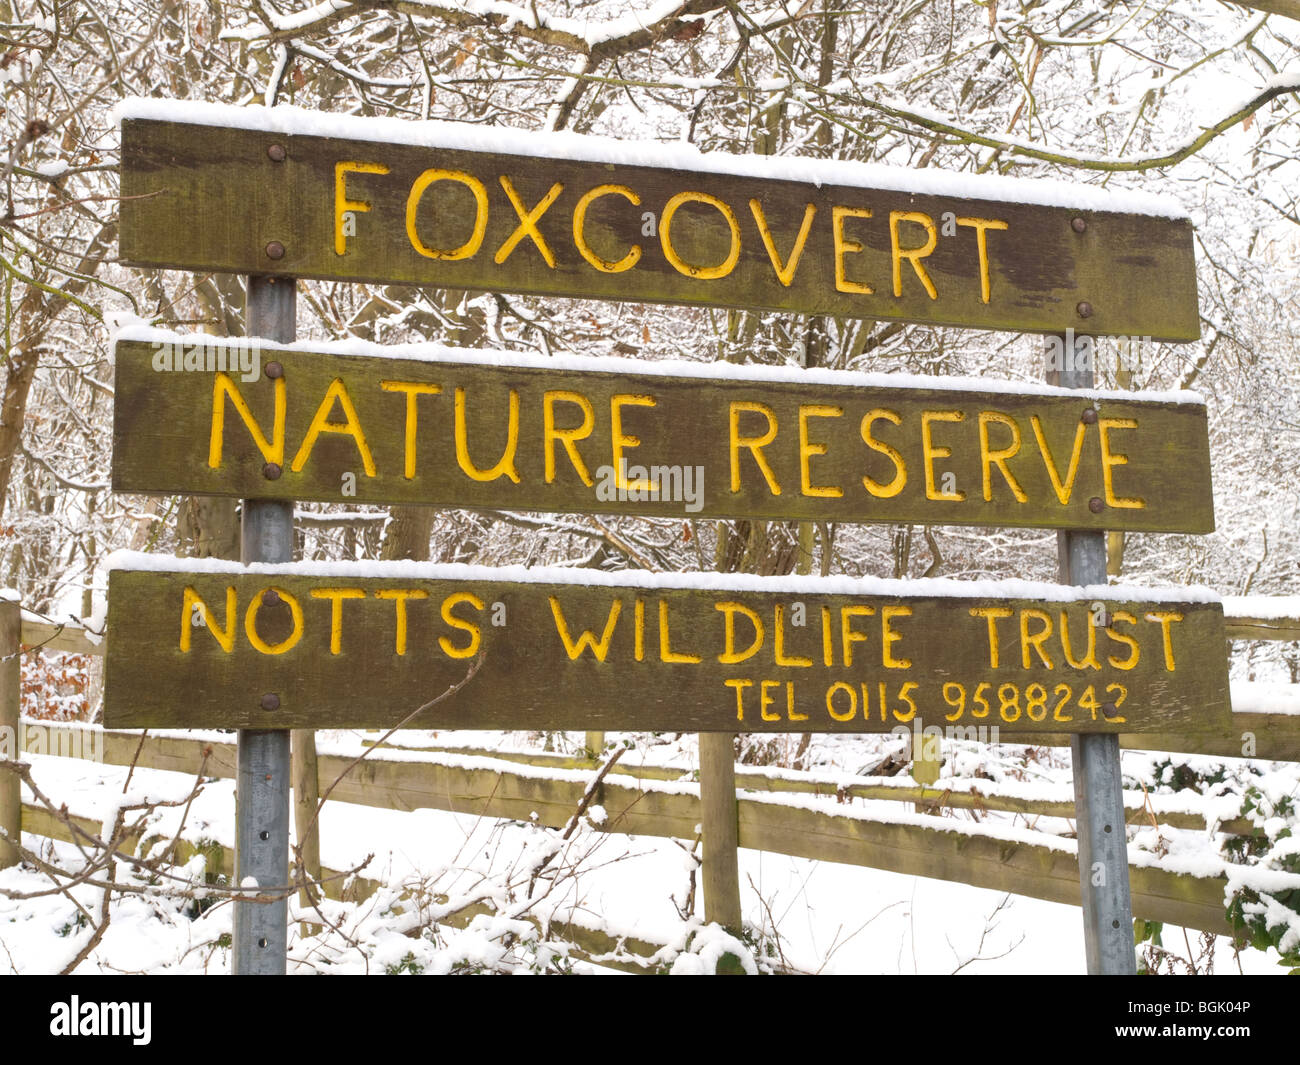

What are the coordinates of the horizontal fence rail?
(10, 718, 1282, 938)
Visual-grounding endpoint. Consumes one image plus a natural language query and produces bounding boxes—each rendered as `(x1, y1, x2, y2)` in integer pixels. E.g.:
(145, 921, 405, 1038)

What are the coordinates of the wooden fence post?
(292, 729, 321, 902)
(0, 596, 20, 868)
(699, 732, 742, 933)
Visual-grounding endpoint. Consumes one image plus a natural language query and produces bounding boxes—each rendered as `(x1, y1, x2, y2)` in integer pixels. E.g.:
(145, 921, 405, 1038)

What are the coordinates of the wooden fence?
(4, 595, 1300, 969)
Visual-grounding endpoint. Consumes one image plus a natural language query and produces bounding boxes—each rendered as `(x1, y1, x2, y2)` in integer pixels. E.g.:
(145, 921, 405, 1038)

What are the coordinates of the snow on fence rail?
(8, 719, 1254, 939)
(6, 597, 1300, 950)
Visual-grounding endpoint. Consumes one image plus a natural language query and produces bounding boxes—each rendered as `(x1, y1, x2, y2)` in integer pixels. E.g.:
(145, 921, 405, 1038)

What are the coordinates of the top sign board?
(119, 105, 1199, 340)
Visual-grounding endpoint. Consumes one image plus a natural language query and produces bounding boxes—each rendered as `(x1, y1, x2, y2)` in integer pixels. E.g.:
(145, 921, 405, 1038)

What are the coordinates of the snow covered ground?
(2, 730, 1293, 975)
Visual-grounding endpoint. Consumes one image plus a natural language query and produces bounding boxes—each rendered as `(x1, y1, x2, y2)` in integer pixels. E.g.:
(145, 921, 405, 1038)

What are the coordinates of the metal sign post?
(232, 274, 296, 975)
(1050, 331, 1136, 975)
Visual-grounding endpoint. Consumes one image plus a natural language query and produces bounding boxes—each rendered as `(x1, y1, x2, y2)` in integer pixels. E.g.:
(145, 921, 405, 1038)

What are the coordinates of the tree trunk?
(0, 221, 115, 522)
(380, 506, 437, 561)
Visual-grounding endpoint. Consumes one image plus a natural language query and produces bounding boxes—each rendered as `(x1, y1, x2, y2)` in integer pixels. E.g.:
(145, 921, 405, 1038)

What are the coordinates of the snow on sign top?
(102, 548, 1225, 604)
(115, 99, 1185, 219)
(112, 322, 1205, 405)
(116, 99, 1200, 341)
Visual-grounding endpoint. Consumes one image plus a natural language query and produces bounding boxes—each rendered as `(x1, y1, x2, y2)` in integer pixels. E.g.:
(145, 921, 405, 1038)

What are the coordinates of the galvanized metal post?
(1049, 331, 1135, 975)
(233, 275, 295, 975)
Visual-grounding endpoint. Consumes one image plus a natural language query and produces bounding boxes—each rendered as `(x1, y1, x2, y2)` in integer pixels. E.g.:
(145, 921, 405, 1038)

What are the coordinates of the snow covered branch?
(224, 0, 732, 60)
(840, 72, 1300, 173)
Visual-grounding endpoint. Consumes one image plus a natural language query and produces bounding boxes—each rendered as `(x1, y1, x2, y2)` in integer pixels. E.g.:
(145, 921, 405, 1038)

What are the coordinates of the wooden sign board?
(111, 335, 1214, 533)
(103, 563, 1231, 733)
(119, 109, 1199, 340)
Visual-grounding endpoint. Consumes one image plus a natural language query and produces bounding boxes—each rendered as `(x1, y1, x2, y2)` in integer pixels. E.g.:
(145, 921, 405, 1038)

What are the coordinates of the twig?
(527, 746, 625, 898)
(304, 653, 485, 844)
(123, 729, 148, 794)
(585, 515, 661, 572)
(60, 801, 126, 974)
(561, 746, 624, 841)
(920, 526, 943, 578)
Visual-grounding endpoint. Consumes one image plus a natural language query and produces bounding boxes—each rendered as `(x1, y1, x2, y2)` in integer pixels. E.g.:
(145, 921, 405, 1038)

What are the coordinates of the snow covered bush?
(1225, 784, 1300, 974)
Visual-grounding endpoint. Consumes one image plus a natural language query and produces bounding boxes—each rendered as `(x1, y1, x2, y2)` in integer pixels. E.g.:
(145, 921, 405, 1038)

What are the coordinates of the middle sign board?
(114, 331, 1213, 533)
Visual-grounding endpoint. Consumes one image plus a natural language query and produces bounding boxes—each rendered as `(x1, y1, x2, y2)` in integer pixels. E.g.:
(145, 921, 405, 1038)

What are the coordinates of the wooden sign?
(112, 333, 1214, 533)
(119, 106, 1199, 340)
(103, 562, 1231, 733)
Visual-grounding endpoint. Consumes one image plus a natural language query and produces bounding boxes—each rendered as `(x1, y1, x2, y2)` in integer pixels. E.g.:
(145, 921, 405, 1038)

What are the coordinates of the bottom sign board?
(103, 557, 1230, 733)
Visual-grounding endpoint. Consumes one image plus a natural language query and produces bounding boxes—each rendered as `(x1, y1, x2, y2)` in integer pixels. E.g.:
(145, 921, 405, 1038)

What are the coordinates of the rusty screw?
(1071, 217, 1087, 233)
(1081, 408, 1098, 425)
(260, 693, 281, 711)
(265, 361, 283, 379)
(267, 143, 286, 162)
(1076, 301, 1093, 319)
(1088, 497, 1105, 514)
(265, 241, 285, 260)
(262, 462, 282, 480)
(1101, 702, 1120, 719)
